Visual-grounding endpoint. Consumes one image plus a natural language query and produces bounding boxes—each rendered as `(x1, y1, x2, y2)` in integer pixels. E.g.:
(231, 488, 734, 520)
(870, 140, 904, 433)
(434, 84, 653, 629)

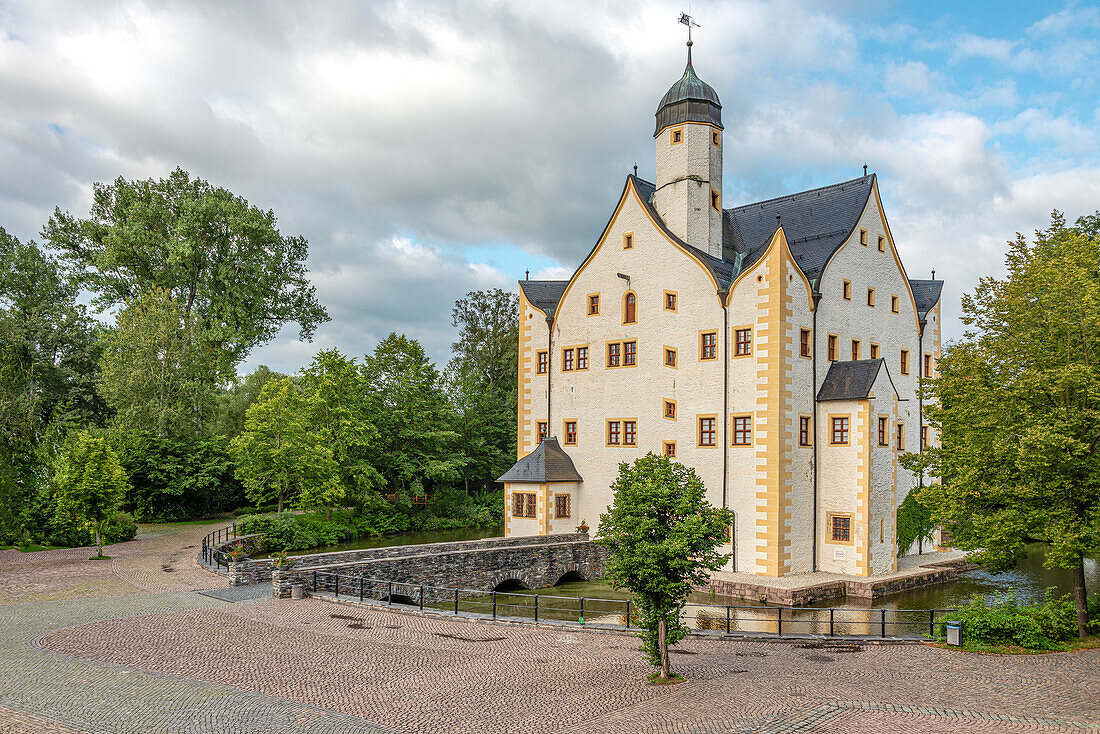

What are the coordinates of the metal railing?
(302, 569, 957, 640)
(200, 523, 238, 569)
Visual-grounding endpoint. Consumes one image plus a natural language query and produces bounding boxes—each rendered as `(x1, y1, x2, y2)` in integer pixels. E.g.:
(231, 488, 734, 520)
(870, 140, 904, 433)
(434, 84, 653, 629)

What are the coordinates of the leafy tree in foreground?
(596, 454, 733, 680)
(230, 377, 338, 514)
(907, 211, 1100, 639)
(53, 431, 130, 558)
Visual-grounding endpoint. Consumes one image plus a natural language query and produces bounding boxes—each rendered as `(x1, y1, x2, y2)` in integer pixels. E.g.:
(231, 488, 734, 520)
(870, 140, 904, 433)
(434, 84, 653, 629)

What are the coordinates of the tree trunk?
(277, 495, 283, 515)
(95, 527, 102, 558)
(1073, 554, 1090, 640)
(326, 505, 332, 521)
(658, 617, 670, 680)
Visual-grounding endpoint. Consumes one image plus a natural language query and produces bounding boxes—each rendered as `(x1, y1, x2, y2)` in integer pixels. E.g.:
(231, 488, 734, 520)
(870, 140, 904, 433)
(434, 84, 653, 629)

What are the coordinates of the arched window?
(623, 292, 636, 324)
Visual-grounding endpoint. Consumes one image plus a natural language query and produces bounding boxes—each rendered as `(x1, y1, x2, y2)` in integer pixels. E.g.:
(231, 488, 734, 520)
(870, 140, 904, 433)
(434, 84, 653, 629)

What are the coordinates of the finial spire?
(525, 269, 529, 281)
(931, 268, 936, 280)
(679, 12, 699, 65)
(863, 163, 868, 176)
(633, 163, 638, 176)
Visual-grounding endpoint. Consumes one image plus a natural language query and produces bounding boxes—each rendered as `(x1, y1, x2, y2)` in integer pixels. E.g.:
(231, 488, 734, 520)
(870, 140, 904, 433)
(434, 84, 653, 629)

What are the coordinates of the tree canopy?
(53, 431, 130, 558)
(911, 211, 1100, 638)
(596, 453, 733, 680)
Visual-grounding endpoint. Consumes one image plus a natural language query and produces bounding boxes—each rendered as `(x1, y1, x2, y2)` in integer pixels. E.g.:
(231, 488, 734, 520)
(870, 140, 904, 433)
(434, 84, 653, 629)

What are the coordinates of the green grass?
(0, 543, 67, 552)
(933, 636, 1100, 655)
(647, 672, 687, 685)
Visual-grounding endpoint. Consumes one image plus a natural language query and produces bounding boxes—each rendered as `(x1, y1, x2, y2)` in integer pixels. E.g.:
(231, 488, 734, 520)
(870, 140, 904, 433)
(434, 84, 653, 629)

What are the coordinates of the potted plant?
(577, 519, 590, 534)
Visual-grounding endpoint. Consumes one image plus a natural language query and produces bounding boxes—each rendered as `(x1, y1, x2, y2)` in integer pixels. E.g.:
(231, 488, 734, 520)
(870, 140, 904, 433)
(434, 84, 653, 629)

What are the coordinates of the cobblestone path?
(3, 525, 1099, 733)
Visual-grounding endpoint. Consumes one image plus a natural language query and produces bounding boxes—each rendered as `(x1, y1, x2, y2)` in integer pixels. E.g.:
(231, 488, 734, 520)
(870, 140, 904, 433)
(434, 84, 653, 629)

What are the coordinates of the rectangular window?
(870, 343, 880, 359)
(664, 291, 677, 311)
(536, 350, 548, 374)
(877, 235, 885, 252)
(700, 331, 717, 360)
(867, 287, 876, 307)
(670, 126, 683, 144)
(555, 494, 571, 519)
(827, 334, 838, 362)
(562, 348, 574, 372)
(623, 341, 636, 366)
(564, 420, 577, 446)
(664, 347, 677, 368)
(891, 295, 899, 313)
(512, 492, 536, 519)
(735, 328, 752, 356)
(623, 420, 637, 446)
(921, 425, 929, 450)
(851, 339, 861, 361)
(896, 423, 905, 451)
(799, 416, 811, 447)
(607, 342, 620, 367)
(587, 294, 599, 316)
(878, 417, 889, 447)
(731, 415, 752, 446)
(859, 228, 868, 246)
(663, 441, 676, 458)
(830, 513, 852, 543)
(800, 328, 812, 358)
(698, 416, 716, 447)
(606, 420, 620, 446)
(623, 232, 633, 250)
(843, 280, 852, 300)
(710, 187, 721, 211)
(577, 346, 589, 370)
(712, 130, 721, 146)
(537, 421, 548, 443)
(923, 353, 933, 377)
(900, 349, 910, 375)
(830, 416, 850, 445)
(663, 399, 676, 420)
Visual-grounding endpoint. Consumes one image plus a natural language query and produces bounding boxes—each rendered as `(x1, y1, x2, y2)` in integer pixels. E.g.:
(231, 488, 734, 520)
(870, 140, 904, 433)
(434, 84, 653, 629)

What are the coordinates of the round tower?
(652, 41, 723, 259)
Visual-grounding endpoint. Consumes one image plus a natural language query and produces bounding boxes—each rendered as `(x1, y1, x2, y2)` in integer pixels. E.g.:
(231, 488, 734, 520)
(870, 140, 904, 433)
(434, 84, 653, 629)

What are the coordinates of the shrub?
(947, 592, 1087, 650)
(44, 510, 137, 548)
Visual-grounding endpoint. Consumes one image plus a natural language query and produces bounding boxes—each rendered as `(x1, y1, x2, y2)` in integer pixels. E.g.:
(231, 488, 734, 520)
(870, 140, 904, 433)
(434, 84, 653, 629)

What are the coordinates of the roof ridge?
(724, 174, 874, 214)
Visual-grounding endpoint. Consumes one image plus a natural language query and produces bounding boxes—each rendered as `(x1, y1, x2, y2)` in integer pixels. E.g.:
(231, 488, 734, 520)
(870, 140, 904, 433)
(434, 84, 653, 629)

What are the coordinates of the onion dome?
(654, 41, 722, 136)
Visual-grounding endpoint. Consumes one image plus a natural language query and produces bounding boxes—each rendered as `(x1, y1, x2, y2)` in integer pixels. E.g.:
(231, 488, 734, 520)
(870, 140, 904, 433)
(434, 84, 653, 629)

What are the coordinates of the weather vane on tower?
(679, 12, 699, 62)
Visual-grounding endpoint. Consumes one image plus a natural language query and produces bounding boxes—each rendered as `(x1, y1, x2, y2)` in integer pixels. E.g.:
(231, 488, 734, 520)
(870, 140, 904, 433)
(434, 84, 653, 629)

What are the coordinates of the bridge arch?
(490, 571, 534, 592)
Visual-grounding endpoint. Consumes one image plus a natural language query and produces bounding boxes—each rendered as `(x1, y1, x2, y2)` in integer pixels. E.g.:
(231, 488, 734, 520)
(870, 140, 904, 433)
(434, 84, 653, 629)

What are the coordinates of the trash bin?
(290, 583, 304, 600)
(945, 620, 961, 646)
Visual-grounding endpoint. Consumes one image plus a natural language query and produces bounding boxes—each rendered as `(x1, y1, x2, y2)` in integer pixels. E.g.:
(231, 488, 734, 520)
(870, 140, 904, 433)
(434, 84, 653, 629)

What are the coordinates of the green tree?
(908, 211, 1100, 638)
(98, 288, 217, 439)
(445, 289, 518, 492)
(596, 454, 733, 680)
(214, 365, 285, 440)
(43, 167, 329, 381)
(0, 229, 103, 540)
(363, 333, 461, 495)
(53, 431, 130, 558)
(300, 349, 382, 513)
(230, 377, 337, 513)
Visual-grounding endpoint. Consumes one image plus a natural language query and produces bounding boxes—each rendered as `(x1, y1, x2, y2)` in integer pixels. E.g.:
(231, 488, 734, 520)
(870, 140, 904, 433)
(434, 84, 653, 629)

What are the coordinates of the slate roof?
(725, 175, 876, 281)
(909, 279, 944, 319)
(817, 359, 893, 401)
(519, 280, 569, 316)
(497, 437, 583, 484)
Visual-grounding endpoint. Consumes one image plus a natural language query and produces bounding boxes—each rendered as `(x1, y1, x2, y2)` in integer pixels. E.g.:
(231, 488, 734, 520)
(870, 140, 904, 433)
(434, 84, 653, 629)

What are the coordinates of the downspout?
(546, 312, 554, 440)
(810, 289, 823, 572)
(721, 289, 730, 512)
(916, 317, 926, 553)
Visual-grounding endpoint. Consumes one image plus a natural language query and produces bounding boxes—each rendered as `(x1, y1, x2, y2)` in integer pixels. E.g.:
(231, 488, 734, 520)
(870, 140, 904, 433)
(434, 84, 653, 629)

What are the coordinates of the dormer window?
(710, 188, 720, 212)
(670, 126, 684, 145)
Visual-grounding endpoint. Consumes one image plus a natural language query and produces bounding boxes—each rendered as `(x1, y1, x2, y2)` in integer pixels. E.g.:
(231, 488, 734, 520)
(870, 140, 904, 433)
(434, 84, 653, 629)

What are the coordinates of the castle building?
(498, 43, 942, 578)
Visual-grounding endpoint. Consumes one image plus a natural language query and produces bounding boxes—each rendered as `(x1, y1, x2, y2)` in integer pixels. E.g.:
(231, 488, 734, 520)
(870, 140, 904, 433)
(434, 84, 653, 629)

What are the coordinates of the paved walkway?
(0, 524, 1097, 733)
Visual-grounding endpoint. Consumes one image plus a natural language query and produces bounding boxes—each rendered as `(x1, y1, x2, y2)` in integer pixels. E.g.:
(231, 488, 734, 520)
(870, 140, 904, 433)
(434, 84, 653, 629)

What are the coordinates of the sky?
(1, 1, 1098, 374)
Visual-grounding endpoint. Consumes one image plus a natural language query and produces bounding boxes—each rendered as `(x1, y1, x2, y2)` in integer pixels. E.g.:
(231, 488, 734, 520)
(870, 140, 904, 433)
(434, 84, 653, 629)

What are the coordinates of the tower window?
(623, 232, 633, 250)
(878, 417, 889, 446)
(900, 349, 910, 375)
(663, 399, 677, 420)
(891, 295, 899, 313)
(731, 415, 752, 446)
(799, 416, 811, 446)
(924, 353, 933, 377)
(536, 350, 547, 374)
(860, 228, 868, 246)
(830, 416, 850, 445)
(670, 127, 684, 144)
(735, 328, 752, 356)
(851, 339, 861, 360)
(867, 287, 876, 307)
(829, 514, 852, 543)
(827, 334, 838, 362)
(664, 346, 677, 368)
(710, 188, 721, 212)
(664, 291, 678, 311)
(800, 328, 812, 358)
(870, 343, 880, 359)
(842, 280, 852, 300)
(712, 130, 720, 146)
(878, 235, 886, 252)
(896, 423, 905, 450)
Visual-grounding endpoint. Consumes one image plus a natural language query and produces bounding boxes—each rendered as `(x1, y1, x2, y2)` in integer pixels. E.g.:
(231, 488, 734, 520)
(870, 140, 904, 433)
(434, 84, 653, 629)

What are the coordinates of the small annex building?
(499, 40, 944, 578)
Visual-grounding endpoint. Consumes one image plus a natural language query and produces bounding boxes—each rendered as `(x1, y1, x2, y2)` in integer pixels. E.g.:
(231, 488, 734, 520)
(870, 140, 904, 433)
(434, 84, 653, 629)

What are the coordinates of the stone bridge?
(266, 533, 608, 600)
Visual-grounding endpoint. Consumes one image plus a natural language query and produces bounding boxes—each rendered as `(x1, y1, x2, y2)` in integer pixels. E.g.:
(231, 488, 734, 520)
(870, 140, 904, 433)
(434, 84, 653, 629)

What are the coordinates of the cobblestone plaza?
(1, 524, 1098, 733)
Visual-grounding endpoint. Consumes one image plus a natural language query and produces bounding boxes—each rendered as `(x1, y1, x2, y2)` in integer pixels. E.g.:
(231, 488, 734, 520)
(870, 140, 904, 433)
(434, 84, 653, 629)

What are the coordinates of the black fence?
(304, 570, 957, 640)
(200, 523, 238, 569)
